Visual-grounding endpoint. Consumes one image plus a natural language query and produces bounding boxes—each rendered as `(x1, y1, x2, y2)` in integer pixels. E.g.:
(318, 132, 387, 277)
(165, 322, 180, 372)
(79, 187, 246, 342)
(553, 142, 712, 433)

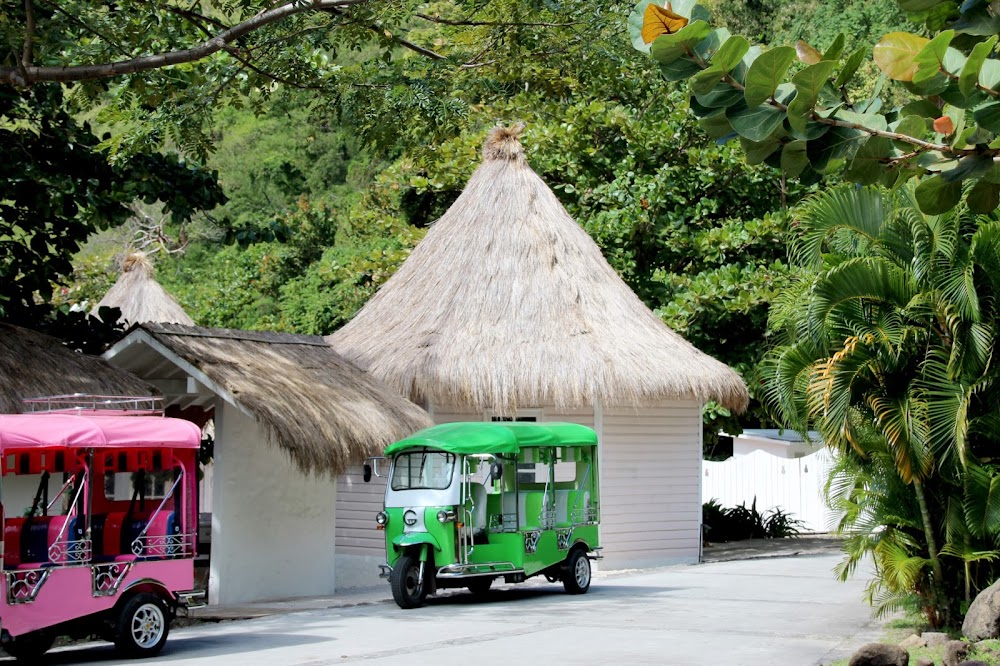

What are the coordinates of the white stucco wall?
(210, 402, 337, 605)
(2, 475, 65, 518)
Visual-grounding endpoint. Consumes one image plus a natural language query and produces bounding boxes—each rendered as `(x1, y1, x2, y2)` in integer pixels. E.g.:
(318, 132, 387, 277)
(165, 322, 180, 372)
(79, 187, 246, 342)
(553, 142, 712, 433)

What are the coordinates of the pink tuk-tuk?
(0, 396, 203, 661)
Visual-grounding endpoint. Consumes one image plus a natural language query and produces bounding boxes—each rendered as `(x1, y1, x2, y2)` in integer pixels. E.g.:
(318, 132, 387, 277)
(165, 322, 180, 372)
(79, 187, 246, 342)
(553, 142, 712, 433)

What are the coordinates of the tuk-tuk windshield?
(391, 450, 455, 491)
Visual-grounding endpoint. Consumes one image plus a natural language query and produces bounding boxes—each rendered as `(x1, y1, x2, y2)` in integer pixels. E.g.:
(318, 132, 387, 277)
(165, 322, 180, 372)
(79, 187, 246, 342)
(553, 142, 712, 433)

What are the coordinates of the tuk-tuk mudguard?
(392, 533, 442, 553)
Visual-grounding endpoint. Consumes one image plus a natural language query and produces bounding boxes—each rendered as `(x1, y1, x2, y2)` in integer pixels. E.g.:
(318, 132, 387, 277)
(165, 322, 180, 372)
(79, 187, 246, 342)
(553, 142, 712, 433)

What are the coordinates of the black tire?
(467, 577, 493, 596)
(390, 553, 427, 609)
(4, 631, 54, 662)
(563, 548, 591, 595)
(114, 592, 171, 658)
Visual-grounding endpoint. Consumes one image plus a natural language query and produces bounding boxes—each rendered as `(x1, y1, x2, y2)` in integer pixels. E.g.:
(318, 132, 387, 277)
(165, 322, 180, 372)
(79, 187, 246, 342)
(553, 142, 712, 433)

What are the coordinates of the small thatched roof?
(329, 125, 748, 413)
(131, 323, 432, 475)
(92, 252, 195, 325)
(0, 323, 157, 413)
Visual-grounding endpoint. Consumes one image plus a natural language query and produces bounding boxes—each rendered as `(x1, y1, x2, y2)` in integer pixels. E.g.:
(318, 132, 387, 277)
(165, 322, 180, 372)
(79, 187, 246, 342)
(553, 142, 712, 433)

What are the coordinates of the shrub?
(703, 497, 804, 542)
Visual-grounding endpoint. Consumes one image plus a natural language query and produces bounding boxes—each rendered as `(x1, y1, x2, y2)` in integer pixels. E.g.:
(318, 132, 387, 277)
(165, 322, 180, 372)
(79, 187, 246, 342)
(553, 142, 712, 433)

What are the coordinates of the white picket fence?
(702, 449, 836, 534)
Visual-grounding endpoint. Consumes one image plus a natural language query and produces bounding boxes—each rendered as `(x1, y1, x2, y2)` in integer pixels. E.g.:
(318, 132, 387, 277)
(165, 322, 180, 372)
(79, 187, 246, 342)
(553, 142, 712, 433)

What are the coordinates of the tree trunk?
(914, 479, 950, 627)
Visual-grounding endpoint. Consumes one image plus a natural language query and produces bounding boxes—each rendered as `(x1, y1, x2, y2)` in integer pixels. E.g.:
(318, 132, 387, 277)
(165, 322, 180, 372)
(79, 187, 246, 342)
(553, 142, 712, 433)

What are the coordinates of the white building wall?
(600, 401, 702, 569)
(210, 402, 337, 605)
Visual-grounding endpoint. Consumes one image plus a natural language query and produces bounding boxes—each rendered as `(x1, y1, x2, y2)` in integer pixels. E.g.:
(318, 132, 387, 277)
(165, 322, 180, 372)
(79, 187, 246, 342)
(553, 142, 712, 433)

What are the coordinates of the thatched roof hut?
(328, 125, 748, 413)
(93, 252, 195, 325)
(0, 323, 157, 413)
(109, 323, 431, 476)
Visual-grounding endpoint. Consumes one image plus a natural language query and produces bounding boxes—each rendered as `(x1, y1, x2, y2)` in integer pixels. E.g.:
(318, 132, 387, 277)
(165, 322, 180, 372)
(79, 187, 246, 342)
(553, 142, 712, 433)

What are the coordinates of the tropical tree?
(629, 0, 1000, 216)
(759, 183, 1000, 627)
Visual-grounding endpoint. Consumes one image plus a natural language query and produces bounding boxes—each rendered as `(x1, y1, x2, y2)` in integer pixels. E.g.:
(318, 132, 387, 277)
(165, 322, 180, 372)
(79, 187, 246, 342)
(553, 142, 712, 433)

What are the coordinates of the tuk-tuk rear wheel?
(3, 631, 54, 662)
(390, 553, 428, 609)
(563, 548, 591, 595)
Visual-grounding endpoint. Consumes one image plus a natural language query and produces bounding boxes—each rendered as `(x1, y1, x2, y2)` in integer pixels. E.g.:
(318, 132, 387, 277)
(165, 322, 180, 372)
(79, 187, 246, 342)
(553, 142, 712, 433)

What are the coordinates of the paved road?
(25, 554, 884, 666)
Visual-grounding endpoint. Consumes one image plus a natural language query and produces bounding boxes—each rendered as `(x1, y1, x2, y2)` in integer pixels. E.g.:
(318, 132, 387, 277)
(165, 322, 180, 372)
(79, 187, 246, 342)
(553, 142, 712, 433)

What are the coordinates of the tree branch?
(326, 7, 446, 60)
(1, 0, 371, 86)
(23, 0, 34, 67)
(413, 13, 577, 28)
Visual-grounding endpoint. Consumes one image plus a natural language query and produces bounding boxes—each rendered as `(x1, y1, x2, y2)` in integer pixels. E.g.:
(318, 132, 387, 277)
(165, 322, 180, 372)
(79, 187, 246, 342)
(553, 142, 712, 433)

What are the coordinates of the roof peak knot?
(482, 123, 526, 162)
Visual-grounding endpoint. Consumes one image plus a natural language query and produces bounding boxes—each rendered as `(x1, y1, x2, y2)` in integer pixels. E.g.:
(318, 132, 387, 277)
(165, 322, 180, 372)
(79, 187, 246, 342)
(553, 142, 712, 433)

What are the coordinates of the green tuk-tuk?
(366, 421, 602, 609)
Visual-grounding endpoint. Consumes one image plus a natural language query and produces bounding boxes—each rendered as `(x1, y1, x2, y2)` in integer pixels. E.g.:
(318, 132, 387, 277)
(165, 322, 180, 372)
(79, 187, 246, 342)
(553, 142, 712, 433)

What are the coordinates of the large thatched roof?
(93, 252, 194, 325)
(329, 126, 748, 413)
(0, 323, 157, 413)
(124, 323, 431, 475)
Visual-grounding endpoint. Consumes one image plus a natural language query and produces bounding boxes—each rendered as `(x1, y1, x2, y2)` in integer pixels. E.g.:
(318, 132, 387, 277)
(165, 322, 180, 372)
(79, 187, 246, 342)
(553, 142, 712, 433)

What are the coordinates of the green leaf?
(915, 175, 963, 214)
(662, 57, 702, 81)
(806, 125, 865, 171)
(874, 32, 931, 81)
(960, 37, 998, 97)
(891, 114, 929, 150)
(695, 82, 745, 109)
(913, 30, 955, 74)
(898, 0, 945, 9)
(780, 140, 809, 178)
(834, 109, 888, 132)
(787, 96, 829, 140)
(791, 61, 838, 100)
(740, 137, 782, 164)
(973, 102, 1000, 132)
(699, 111, 735, 140)
(844, 137, 891, 185)
(712, 36, 750, 73)
(900, 100, 941, 119)
(823, 34, 846, 62)
(980, 59, 1000, 90)
(968, 180, 1000, 214)
(649, 21, 713, 65)
(941, 155, 993, 182)
(691, 65, 725, 95)
(744, 46, 796, 108)
(834, 48, 868, 89)
(727, 103, 786, 142)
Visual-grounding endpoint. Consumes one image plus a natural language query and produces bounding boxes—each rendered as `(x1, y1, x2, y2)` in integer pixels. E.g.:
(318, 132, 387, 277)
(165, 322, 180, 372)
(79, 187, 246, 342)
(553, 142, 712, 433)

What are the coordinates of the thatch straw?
(0, 323, 158, 413)
(140, 323, 432, 476)
(329, 125, 749, 413)
(92, 252, 195, 325)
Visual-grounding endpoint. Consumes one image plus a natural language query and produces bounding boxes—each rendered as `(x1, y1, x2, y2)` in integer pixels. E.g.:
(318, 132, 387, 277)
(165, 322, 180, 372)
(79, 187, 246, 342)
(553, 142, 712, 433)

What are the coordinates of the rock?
(957, 661, 988, 666)
(900, 634, 928, 649)
(964, 578, 1000, 640)
(914, 659, 934, 666)
(943, 640, 970, 666)
(924, 632, 951, 648)
(848, 643, 909, 666)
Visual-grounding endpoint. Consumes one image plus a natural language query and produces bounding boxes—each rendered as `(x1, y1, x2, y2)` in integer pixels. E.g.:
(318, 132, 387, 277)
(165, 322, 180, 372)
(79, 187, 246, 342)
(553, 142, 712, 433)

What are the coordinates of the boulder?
(924, 632, 950, 648)
(913, 659, 934, 666)
(848, 643, 909, 666)
(900, 634, 927, 649)
(942, 640, 969, 666)
(957, 661, 988, 666)
(964, 579, 1000, 640)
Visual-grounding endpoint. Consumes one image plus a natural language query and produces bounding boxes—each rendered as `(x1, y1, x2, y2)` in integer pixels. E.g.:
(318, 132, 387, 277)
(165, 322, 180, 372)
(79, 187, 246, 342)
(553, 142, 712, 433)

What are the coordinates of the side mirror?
(363, 464, 372, 483)
(491, 463, 502, 482)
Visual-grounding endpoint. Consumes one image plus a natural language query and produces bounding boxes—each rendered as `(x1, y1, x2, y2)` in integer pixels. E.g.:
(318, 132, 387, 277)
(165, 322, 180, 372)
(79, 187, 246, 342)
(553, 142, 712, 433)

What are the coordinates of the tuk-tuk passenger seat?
(468, 483, 487, 536)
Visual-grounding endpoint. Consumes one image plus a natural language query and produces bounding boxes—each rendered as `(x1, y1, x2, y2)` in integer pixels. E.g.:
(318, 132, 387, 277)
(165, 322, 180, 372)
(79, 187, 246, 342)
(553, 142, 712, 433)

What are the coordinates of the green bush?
(703, 497, 804, 542)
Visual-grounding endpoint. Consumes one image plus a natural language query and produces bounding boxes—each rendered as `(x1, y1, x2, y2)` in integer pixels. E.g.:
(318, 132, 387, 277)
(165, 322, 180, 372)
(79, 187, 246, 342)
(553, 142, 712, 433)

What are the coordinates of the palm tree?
(758, 183, 1000, 627)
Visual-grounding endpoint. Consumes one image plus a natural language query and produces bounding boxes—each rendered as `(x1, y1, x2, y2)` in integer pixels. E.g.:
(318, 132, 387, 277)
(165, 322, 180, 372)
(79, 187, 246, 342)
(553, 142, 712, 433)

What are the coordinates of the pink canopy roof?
(0, 413, 201, 451)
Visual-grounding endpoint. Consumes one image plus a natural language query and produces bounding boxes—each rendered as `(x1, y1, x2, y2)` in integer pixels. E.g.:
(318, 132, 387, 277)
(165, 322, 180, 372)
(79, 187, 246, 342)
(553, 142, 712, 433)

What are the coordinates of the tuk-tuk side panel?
(466, 533, 524, 569)
(0, 559, 194, 638)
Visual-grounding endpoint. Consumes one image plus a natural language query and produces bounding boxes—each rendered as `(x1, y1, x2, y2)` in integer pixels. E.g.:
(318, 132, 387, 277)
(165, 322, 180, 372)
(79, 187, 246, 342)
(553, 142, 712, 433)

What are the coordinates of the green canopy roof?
(384, 421, 597, 456)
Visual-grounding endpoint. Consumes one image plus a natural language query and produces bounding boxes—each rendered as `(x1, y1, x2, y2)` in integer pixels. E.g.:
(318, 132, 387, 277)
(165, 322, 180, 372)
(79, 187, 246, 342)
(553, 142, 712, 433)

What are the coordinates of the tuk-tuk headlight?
(375, 511, 388, 526)
(437, 510, 455, 523)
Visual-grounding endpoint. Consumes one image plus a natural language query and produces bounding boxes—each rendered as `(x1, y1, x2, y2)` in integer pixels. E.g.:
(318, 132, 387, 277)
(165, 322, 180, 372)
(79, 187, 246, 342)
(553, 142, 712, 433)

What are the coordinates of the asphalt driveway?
(26, 550, 884, 666)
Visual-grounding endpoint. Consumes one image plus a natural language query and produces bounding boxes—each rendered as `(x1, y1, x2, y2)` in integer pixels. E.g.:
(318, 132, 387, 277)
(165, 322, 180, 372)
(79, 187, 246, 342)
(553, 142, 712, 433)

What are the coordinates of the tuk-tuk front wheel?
(390, 553, 428, 609)
(563, 549, 591, 595)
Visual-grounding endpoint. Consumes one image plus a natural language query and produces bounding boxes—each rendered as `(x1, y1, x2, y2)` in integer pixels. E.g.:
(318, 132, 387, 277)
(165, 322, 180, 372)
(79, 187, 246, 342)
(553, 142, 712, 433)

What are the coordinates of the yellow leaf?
(795, 40, 822, 65)
(873, 32, 930, 82)
(641, 2, 689, 44)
